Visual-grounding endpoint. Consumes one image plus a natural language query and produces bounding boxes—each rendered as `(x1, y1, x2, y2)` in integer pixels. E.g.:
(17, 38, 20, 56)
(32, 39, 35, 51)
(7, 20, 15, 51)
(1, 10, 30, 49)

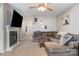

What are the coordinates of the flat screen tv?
(11, 10, 23, 28)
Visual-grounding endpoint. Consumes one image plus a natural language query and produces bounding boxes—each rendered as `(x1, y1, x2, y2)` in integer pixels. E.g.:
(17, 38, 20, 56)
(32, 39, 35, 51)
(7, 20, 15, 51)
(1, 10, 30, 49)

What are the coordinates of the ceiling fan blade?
(29, 6, 38, 9)
(47, 7, 53, 11)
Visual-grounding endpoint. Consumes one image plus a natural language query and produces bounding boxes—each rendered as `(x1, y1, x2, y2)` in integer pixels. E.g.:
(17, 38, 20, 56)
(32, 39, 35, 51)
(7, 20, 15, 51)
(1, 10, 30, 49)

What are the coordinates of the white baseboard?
(6, 48, 13, 52)
(0, 41, 21, 54)
(6, 41, 21, 52)
(0, 50, 5, 53)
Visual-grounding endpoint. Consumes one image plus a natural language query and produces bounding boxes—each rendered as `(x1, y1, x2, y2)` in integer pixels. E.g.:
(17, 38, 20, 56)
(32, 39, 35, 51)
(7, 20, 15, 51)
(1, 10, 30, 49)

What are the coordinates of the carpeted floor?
(1, 39, 47, 56)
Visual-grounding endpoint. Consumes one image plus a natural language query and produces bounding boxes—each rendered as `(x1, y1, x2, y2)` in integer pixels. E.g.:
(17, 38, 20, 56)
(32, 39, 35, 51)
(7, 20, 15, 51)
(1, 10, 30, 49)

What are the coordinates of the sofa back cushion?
(60, 35, 65, 45)
(47, 32, 58, 38)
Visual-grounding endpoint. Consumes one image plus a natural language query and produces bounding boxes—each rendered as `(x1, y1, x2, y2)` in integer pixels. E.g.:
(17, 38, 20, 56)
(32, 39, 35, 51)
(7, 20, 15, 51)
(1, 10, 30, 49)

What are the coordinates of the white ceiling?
(8, 3, 74, 17)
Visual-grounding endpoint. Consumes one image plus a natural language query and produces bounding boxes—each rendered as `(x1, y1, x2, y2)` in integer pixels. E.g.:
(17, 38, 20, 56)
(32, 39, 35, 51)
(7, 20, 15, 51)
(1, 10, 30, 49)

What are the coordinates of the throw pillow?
(57, 31, 68, 39)
(67, 33, 77, 41)
(63, 35, 73, 45)
(60, 35, 65, 45)
(60, 34, 73, 46)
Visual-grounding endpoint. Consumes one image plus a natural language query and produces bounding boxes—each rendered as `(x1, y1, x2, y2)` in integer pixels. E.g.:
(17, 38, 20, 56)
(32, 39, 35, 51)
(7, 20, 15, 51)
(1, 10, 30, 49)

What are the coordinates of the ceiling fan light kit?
(38, 6, 46, 12)
(29, 3, 53, 12)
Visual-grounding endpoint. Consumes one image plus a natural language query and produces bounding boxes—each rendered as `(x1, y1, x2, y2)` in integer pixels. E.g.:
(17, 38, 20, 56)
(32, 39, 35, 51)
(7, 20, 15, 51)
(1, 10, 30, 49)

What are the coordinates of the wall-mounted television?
(11, 10, 23, 28)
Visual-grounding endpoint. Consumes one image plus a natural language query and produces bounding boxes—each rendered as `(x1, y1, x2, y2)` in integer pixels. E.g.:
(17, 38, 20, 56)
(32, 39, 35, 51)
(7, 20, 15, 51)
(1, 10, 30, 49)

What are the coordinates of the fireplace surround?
(5, 25, 21, 51)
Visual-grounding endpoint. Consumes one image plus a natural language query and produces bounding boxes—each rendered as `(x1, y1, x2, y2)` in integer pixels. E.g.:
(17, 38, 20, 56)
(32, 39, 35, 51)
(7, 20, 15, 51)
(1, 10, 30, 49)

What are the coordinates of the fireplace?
(5, 25, 20, 51)
(9, 31, 17, 47)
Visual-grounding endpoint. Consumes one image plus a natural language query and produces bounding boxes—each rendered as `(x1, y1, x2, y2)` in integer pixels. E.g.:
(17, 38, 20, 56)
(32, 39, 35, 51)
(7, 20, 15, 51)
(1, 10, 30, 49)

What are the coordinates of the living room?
(0, 3, 79, 56)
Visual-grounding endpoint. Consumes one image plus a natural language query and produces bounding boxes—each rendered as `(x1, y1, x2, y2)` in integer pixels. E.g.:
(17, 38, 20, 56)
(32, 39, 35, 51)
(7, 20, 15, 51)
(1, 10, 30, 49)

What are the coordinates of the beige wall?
(22, 16, 57, 38)
(36, 16, 57, 31)
(56, 4, 79, 34)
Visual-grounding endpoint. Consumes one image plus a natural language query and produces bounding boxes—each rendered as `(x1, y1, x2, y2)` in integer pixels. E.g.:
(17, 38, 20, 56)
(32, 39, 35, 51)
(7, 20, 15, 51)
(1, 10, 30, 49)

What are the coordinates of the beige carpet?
(1, 39, 47, 56)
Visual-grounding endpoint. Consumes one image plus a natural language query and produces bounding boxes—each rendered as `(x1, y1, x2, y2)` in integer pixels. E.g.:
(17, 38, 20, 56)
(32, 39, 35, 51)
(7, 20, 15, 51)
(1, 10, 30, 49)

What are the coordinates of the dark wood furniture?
(39, 37, 50, 47)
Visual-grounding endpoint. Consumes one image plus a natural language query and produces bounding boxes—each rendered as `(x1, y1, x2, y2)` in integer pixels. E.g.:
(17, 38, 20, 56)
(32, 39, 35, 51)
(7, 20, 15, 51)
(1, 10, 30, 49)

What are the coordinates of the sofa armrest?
(68, 41, 79, 48)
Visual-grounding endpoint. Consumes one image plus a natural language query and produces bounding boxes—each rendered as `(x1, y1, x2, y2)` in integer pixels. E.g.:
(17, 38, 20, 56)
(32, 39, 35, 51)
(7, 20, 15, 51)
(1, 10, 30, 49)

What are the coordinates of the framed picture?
(62, 15, 70, 25)
(34, 18, 38, 22)
(44, 25, 47, 29)
(25, 26, 27, 32)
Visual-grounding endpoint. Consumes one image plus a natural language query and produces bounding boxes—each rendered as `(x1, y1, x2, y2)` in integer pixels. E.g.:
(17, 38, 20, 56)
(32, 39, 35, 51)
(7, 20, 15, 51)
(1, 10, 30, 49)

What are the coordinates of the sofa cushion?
(45, 42, 61, 48)
(45, 42, 70, 52)
(49, 37, 60, 42)
(47, 32, 58, 38)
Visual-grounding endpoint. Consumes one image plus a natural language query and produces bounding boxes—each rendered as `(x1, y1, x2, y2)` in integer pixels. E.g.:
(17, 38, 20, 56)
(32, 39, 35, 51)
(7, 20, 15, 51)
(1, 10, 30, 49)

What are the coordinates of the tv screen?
(11, 10, 23, 28)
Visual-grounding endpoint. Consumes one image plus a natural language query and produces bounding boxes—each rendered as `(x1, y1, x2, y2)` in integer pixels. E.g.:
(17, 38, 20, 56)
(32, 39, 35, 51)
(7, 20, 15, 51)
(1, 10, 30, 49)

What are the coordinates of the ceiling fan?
(29, 3, 53, 12)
